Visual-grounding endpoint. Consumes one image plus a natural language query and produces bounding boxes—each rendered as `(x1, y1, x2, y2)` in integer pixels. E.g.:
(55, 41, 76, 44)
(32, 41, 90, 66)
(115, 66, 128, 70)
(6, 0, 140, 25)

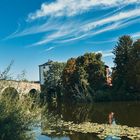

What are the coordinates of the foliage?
(127, 39, 140, 92)
(42, 61, 66, 102)
(112, 35, 140, 97)
(0, 61, 42, 140)
(112, 35, 133, 90)
(0, 65, 40, 140)
(2, 87, 19, 100)
(111, 35, 140, 101)
(0, 94, 40, 140)
(61, 58, 77, 100)
(62, 52, 106, 102)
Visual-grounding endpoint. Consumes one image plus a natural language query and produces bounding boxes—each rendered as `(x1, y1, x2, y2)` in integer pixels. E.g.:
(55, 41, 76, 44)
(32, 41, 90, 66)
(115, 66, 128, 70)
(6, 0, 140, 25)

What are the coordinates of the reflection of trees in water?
(41, 102, 140, 140)
(61, 104, 93, 123)
(47, 103, 93, 123)
(46, 102, 140, 127)
(91, 102, 140, 126)
(69, 133, 100, 140)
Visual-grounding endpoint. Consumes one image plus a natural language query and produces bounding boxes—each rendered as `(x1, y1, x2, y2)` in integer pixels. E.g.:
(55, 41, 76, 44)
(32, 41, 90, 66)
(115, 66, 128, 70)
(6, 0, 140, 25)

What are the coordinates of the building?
(39, 60, 53, 85)
(105, 65, 112, 86)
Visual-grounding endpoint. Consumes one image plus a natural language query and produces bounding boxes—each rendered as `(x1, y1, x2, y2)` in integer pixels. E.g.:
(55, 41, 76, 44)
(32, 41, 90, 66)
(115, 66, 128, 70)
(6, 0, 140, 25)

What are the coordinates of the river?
(35, 101, 140, 140)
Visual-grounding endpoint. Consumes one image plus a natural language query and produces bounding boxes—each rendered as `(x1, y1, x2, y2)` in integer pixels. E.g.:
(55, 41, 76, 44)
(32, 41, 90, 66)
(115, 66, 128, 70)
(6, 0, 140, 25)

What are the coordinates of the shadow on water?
(69, 133, 100, 140)
(35, 101, 140, 140)
(47, 101, 140, 127)
(69, 133, 130, 140)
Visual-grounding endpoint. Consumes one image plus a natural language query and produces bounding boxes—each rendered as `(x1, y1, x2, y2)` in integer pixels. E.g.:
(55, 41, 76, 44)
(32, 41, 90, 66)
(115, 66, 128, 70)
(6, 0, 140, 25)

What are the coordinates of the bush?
(0, 95, 40, 140)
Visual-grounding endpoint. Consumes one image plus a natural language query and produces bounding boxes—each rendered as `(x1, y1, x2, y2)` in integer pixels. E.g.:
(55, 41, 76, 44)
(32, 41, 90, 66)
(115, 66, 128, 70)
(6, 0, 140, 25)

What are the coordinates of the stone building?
(39, 60, 53, 86)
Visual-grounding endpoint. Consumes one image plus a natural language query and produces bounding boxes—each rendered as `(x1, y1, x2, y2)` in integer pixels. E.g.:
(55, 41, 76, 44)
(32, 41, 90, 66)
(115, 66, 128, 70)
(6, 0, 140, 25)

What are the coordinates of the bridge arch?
(2, 87, 19, 99)
(0, 80, 40, 95)
(28, 88, 38, 98)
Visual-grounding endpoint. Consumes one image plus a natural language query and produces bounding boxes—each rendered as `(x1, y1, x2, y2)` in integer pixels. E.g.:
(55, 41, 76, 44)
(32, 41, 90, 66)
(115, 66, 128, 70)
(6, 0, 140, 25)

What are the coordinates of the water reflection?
(69, 133, 100, 140)
(37, 101, 140, 140)
(47, 101, 140, 127)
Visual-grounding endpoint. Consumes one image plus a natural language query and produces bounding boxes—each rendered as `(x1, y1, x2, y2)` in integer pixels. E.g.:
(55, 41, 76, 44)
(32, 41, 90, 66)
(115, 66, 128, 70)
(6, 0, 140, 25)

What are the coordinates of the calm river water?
(35, 101, 140, 140)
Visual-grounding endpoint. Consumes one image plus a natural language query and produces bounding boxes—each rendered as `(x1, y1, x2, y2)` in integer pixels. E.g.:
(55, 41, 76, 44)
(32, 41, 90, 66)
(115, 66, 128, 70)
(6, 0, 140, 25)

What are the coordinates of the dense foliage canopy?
(42, 35, 140, 102)
(112, 35, 140, 100)
(62, 53, 106, 102)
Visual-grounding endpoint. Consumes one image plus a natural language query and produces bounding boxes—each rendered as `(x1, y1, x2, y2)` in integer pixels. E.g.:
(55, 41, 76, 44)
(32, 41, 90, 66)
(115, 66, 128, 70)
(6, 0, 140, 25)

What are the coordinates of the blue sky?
(1, 0, 140, 81)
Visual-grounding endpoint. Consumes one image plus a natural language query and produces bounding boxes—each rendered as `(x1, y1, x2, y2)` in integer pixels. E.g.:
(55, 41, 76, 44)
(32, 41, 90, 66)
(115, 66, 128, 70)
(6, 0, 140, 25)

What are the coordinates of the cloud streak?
(96, 50, 114, 57)
(4, 0, 140, 52)
(36, 8, 140, 45)
(28, 0, 140, 20)
(45, 46, 55, 52)
(82, 8, 140, 32)
(26, 7, 140, 47)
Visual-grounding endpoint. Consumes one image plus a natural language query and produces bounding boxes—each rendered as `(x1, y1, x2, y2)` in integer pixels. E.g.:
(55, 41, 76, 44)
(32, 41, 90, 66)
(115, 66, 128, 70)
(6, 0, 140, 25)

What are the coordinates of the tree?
(85, 53, 105, 91)
(43, 61, 66, 102)
(112, 35, 133, 90)
(62, 52, 106, 102)
(62, 58, 77, 100)
(127, 39, 140, 92)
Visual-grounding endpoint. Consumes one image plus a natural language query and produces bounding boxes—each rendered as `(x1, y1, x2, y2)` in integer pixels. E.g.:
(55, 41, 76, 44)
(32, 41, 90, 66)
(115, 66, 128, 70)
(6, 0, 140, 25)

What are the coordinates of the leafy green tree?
(62, 53, 106, 102)
(112, 35, 133, 90)
(85, 53, 105, 91)
(62, 58, 77, 100)
(127, 39, 140, 92)
(74, 55, 91, 101)
(43, 61, 66, 102)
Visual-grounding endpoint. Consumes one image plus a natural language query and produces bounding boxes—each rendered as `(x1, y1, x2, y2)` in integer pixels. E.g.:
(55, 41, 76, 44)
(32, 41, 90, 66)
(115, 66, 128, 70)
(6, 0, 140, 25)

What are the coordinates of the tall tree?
(112, 35, 133, 90)
(127, 39, 140, 92)
(43, 61, 66, 101)
(62, 58, 77, 100)
(86, 53, 105, 91)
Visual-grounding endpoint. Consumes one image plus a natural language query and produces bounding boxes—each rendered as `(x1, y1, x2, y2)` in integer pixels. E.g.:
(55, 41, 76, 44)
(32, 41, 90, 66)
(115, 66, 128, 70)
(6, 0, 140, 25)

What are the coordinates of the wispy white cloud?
(28, 7, 140, 46)
(58, 9, 140, 43)
(2, 22, 21, 40)
(27, 0, 140, 20)
(6, 5, 125, 39)
(96, 50, 114, 57)
(82, 8, 140, 32)
(88, 38, 117, 44)
(45, 46, 55, 52)
(132, 32, 140, 38)
(59, 23, 119, 43)
(30, 21, 79, 46)
(4, 0, 140, 52)
(6, 18, 62, 38)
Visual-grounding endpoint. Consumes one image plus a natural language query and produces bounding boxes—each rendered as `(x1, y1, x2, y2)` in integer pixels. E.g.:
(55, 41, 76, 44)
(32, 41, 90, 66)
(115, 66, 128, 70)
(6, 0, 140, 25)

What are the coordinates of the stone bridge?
(0, 80, 40, 95)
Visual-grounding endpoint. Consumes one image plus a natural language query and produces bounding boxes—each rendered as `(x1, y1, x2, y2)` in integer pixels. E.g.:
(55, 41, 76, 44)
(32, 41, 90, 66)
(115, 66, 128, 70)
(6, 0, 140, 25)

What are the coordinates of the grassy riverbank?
(0, 94, 40, 140)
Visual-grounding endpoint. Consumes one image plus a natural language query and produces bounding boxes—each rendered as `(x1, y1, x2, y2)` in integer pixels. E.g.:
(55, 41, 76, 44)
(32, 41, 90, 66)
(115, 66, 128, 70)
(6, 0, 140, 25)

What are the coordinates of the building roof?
(39, 60, 53, 67)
